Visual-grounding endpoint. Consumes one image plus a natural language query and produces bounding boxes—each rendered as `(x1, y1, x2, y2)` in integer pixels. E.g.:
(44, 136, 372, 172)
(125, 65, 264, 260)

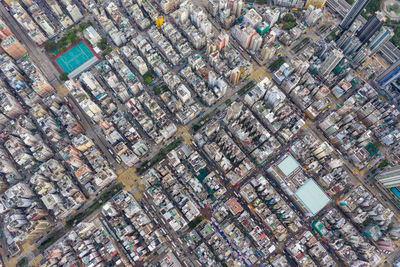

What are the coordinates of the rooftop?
(295, 179, 330, 216)
(277, 154, 300, 177)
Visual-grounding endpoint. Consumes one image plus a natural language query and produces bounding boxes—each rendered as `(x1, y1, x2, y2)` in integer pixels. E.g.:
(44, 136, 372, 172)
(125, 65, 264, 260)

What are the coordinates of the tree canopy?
(60, 72, 69, 81)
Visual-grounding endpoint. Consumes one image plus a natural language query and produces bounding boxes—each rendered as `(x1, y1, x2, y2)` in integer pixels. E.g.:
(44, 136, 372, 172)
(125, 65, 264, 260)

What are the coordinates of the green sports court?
(53, 39, 100, 78)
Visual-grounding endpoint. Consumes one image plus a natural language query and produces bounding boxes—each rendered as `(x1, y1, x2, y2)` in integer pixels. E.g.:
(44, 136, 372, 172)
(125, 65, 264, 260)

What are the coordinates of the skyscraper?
(357, 12, 385, 44)
(376, 166, 400, 188)
(376, 59, 400, 86)
(368, 27, 394, 55)
(337, 30, 354, 48)
(319, 49, 344, 76)
(352, 47, 369, 67)
(340, 0, 370, 30)
(342, 38, 362, 56)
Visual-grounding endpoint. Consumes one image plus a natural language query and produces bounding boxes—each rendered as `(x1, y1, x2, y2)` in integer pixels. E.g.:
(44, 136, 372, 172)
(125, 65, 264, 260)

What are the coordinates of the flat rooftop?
(53, 39, 99, 78)
(295, 179, 330, 216)
(277, 154, 300, 177)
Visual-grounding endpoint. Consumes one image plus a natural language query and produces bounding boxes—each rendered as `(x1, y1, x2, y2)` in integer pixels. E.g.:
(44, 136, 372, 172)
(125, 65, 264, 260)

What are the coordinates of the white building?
(176, 84, 191, 103)
(250, 34, 263, 51)
(67, 4, 83, 22)
(264, 7, 280, 26)
(84, 26, 102, 46)
(376, 166, 400, 188)
(318, 49, 344, 76)
(305, 6, 323, 26)
(243, 8, 262, 28)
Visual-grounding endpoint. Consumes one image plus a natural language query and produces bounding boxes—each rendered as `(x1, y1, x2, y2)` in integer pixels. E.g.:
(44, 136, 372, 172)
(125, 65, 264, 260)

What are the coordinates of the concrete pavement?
(176, 125, 193, 145)
(117, 167, 144, 199)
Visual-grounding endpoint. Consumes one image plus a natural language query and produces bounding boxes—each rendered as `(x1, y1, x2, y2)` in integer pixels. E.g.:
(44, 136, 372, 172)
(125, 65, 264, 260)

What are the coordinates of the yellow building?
(304, 0, 327, 8)
(155, 16, 164, 28)
(22, 219, 52, 242)
(31, 103, 48, 118)
(72, 135, 94, 152)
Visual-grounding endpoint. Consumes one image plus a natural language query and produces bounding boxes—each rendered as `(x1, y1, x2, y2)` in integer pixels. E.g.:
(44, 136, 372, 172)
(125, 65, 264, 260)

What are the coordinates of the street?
(1, 0, 400, 265)
(0, 5, 61, 88)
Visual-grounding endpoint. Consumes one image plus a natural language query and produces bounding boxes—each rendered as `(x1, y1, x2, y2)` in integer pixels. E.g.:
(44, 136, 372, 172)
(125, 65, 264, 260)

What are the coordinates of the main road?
(0, 4, 61, 88)
(0, 4, 124, 171)
(66, 95, 123, 171)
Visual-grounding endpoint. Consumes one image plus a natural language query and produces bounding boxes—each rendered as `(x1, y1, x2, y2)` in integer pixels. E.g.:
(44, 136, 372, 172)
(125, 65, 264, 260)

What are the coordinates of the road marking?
(373, 56, 387, 69)
(354, 69, 368, 83)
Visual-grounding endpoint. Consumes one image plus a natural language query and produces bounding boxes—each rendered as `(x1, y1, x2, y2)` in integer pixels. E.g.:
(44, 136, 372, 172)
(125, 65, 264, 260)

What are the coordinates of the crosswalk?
(117, 167, 144, 200)
(249, 66, 269, 83)
(177, 125, 193, 145)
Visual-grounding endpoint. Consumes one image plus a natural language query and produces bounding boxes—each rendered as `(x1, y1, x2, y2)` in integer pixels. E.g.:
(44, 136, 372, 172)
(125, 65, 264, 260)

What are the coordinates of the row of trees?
(44, 28, 80, 53)
(77, 20, 93, 32)
(279, 13, 298, 30)
(96, 37, 113, 57)
(136, 139, 182, 174)
(361, 0, 383, 19)
(45, 21, 93, 53)
(268, 57, 285, 72)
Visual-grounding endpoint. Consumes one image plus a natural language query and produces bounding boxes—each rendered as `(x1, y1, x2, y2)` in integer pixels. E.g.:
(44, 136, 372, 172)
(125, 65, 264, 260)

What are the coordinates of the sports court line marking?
(52, 39, 100, 73)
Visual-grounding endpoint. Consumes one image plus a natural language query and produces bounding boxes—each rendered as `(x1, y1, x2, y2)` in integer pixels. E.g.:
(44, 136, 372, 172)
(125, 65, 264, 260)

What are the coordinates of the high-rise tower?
(375, 59, 400, 86)
(357, 12, 385, 44)
(340, 0, 370, 30)
(319, 49, 344, 76)
(368, 27, 394, 55)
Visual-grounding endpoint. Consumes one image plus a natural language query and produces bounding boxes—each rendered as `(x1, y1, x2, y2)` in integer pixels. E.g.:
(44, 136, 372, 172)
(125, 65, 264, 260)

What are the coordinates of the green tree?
(153, 86, 161, 95)
(101, 46, 112, 57)
(282, 21, 297, 30)
(44, 41, 57, 52)
(60, 72, 69, 81)
(97, 41, 106, 50)
(362, 0, 383, 19)
(144, 76, 152, 85)
(70, 34, 80, 43)
(17, 258, 27, 267)
(161, 85, 169, 92)
(79, 21, 92, 30)
(67, 28, 77, 35)
(97, 38, 107, 50)
(369, 73, 375, 80)
(192, 124, 201, 131)
(378, 159, 390, 169)
(269, 57, 285, 72)
(283, 13, 296, 22)
(59, 37, 68, 47)
(77, 26, 83, 32)
(391, 26, 400, 47)
(188, 216, 204, 229)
